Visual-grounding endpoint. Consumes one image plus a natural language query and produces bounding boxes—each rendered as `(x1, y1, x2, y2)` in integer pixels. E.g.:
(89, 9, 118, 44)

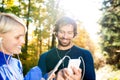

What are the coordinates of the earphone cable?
(47, 55, 71, 80)
(79, 56, 85, 80)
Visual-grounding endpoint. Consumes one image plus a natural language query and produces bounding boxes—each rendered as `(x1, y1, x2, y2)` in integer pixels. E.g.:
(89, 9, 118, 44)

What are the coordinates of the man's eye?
(15, 36, 20, 39)
(68, 32, 73, 34)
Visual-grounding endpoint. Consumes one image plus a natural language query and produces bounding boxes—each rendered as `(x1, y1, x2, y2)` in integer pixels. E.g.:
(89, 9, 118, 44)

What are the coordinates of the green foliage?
(73, 26, 96, 54)
(0, 0, 98, 75)
(99, 0, 120, 68)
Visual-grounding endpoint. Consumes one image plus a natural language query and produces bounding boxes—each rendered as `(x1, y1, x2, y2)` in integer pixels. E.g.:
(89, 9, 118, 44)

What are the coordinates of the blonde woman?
(0, 13, 57, 80)
(0, 13, 26, 80)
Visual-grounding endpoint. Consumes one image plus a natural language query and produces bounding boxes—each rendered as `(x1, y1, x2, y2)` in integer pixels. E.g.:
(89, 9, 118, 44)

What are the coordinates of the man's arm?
(84, 50, 96, 80)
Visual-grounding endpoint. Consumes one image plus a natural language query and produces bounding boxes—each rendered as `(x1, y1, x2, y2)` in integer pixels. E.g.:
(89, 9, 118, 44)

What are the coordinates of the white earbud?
(0, 37, 3, 44)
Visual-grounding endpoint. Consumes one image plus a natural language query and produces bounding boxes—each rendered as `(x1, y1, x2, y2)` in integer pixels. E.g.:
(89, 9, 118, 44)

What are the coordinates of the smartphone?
(67, 59, 81, 74)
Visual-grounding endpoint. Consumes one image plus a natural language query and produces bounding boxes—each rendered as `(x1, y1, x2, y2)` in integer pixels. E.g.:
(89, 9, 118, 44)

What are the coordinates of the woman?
(0, 12, 27, 80)
(0, 13, 57, 80)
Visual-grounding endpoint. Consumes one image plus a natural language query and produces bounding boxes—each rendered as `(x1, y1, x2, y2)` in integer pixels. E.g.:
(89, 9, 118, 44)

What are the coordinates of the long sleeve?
(24, 66, 42, 80)
(83, 50, 96, 80)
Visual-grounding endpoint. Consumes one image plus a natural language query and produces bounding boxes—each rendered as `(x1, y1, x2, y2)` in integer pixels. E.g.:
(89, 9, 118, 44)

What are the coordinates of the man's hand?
(56, 67, 82, 80)
(48, 70, 56, 80)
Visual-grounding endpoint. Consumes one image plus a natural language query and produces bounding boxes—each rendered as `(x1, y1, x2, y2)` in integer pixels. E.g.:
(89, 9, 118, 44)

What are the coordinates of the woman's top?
(0, 51, 48, 80)
(0, 51, 24, 80)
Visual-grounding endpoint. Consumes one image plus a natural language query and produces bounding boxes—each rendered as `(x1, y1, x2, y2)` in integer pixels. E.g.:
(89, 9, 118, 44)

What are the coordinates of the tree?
(73, 22, 96, 55)
(99, 0, 120, 68)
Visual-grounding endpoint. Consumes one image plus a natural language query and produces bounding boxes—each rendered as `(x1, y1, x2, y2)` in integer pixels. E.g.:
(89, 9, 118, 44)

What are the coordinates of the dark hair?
(54, 17, 77, 36)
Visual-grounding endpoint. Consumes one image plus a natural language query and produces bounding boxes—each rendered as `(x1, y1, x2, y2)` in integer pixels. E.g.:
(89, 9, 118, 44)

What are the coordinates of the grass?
(96, 65, 120, 80)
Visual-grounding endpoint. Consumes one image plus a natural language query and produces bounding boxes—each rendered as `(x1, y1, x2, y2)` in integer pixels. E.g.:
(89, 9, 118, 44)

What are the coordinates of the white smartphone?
(67, 59, 81, 74)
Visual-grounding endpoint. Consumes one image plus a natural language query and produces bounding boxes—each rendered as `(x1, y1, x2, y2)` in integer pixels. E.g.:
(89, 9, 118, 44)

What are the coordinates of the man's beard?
(58, 39, 71, 47)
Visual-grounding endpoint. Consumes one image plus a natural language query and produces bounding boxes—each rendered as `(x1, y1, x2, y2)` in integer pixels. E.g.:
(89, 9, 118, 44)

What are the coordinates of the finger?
(56, 70, 65, 80)
(72, 67, 82, 75)
(50, 73, 56, 79)
(61, 69, 71, 79)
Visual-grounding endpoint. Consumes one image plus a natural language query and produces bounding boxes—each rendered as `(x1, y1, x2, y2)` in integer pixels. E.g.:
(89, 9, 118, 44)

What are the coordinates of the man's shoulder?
(73, 45, 89, 51)
(72, 46, 93, 60)
(73, 45, 91, 54)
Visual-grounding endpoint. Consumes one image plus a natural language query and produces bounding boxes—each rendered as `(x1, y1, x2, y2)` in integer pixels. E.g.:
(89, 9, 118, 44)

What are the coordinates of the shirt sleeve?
(83, 50, 96, 80)
(24, 66, 43, 80)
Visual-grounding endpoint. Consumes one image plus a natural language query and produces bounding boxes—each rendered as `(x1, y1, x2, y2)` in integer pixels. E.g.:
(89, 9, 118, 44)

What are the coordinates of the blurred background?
(0, 0, 120, 79)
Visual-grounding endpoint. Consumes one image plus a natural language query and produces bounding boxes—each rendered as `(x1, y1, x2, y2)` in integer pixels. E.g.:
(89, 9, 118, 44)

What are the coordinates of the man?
(38, 16, 96, 80)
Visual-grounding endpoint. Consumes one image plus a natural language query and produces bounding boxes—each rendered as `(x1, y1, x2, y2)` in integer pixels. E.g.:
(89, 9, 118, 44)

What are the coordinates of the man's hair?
(54, 16, 77, 37)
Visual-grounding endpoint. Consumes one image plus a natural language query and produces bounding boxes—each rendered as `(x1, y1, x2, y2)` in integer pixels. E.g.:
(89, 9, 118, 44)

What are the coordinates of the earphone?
(0, 37, 3, 45)
(0, 37, 3, 41)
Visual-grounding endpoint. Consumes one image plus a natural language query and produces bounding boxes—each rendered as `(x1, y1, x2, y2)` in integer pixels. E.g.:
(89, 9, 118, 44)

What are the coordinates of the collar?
(0, 51, 12, 66)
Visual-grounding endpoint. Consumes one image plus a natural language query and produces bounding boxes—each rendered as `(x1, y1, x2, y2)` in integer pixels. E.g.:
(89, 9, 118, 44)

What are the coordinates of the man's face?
(56, 24, 74, 47)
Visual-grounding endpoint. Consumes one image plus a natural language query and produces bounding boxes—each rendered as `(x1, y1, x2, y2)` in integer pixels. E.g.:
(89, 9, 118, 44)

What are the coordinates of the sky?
(59, 0, 103, 42)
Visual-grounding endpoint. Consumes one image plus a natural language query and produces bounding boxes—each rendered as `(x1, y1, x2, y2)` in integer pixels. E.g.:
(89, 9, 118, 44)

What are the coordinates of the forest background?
(0, 0, 120, 80)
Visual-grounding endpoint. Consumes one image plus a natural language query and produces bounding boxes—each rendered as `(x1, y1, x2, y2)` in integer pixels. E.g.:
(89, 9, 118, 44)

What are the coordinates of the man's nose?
(62, 33, 68, 38)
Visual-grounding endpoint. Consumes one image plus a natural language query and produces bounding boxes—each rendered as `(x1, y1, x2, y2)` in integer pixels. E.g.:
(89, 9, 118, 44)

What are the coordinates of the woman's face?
(0, 25, 26, 55)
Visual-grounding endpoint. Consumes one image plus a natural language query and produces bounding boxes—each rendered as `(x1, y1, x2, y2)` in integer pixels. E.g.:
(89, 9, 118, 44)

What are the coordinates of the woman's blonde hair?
(0, 12, 27, 34)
